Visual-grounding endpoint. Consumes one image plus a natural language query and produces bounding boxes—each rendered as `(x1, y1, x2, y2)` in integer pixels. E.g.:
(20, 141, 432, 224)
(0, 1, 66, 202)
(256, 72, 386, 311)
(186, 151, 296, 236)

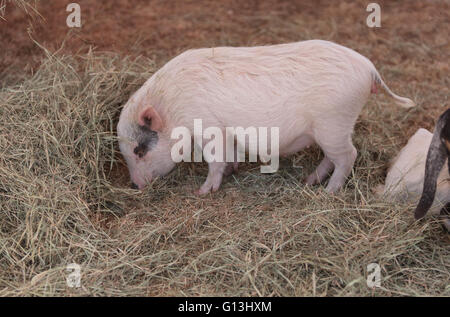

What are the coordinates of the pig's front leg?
(196, 162, 227, 195)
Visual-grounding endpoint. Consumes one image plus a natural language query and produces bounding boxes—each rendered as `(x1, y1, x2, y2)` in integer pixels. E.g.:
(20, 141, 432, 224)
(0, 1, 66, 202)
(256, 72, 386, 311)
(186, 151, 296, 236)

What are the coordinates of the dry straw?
(0, 0, 40, 20)
(0, 48, 448, 296)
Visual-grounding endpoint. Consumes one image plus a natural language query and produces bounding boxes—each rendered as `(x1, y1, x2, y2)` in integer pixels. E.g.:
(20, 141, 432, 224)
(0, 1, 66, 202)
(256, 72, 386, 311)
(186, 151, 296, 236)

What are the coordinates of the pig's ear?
(138, 106, 163, 132)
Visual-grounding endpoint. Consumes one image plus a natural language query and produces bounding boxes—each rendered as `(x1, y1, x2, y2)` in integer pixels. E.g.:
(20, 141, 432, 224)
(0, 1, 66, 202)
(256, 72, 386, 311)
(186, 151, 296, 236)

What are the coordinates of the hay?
(0, 0, 39, 20)
(0, 49, 448, 296)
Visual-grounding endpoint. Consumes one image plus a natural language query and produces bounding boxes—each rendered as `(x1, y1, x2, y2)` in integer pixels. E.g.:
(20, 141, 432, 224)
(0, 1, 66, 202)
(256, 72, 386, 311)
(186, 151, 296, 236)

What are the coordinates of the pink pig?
(117, 40, 415, 194)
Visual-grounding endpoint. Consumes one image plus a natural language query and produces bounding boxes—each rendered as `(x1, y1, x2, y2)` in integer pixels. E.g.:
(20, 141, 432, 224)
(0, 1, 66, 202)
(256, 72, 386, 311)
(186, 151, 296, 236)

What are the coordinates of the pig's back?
(151, 40, 375, 130)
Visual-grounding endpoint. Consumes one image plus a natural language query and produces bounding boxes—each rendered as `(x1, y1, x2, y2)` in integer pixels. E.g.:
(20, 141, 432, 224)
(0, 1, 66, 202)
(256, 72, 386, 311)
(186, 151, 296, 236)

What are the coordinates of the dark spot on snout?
(130, 182, 139, 190)
(134, 144, 147, 158)
(132, 124, 159, 158)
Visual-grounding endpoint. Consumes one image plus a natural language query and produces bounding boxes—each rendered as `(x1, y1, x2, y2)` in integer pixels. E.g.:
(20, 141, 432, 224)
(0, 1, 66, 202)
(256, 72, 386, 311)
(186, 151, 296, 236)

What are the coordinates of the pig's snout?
(130, 182, 139, 190)
(130, 180, 148, 190)
(129, 171, 151, 190)
(130, 178, 148, 190)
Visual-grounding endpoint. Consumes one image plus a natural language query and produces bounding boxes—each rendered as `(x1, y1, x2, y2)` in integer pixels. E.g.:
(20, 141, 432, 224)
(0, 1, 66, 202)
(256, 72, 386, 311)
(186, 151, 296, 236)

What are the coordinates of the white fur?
(376, 128, 450, 214)
(118, 40, 414, 193)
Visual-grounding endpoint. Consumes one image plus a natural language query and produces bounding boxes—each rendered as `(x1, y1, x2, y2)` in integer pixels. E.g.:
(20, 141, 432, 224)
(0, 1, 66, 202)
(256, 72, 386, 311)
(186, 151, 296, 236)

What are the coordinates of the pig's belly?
(236, 132, 314, 157)
(278, 134, 315, 156)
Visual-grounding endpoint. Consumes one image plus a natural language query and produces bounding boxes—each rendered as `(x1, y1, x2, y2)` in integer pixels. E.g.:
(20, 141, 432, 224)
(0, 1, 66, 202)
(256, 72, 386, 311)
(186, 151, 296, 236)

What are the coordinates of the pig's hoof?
(194, 189, 205, 196)
(195, 187, 211, 196)
(195, 184, 221, 196)
(305, 173, 319, 186)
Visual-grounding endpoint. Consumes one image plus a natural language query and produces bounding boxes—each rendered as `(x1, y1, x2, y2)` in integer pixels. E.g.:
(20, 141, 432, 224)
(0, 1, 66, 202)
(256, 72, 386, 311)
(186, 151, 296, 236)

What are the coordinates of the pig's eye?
(133, 143, 148, 158)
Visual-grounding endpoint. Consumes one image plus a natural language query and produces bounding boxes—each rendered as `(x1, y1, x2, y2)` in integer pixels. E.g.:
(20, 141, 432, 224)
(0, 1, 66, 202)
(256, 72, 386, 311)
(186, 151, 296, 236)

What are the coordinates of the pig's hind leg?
(282, 135, 333, 185)
(305, 156, 334, 185)
(314, 131, 357, 193)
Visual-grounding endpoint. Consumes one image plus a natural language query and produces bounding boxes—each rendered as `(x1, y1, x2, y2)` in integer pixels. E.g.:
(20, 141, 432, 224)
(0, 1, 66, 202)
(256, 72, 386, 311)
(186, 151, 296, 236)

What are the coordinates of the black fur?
(132, 124, 158, 158)
(439, 202, 450, 232)
(414, 108, 450, 220)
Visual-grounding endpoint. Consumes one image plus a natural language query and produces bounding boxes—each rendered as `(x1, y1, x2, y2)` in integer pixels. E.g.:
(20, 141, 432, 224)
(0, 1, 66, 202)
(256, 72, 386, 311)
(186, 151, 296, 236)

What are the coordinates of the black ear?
(414, 110, 450, 220)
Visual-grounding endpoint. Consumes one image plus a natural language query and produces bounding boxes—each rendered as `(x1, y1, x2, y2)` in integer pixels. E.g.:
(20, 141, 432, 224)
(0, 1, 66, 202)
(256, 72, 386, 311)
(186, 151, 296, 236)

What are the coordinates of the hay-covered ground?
(0, 0, 449, 296)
